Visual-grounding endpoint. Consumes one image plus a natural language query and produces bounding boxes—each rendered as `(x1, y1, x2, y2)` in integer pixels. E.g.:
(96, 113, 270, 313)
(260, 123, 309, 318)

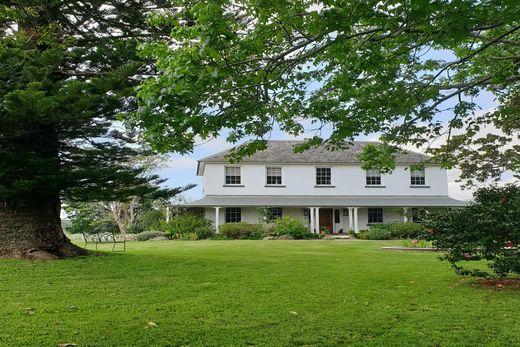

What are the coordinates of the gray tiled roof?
(185, 195, 466, 207)
(199, 141, 430, 164)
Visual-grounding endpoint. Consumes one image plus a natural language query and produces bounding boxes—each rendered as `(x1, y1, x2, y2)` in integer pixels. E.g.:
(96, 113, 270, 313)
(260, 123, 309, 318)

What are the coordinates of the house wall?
(204, 207, 408, 232)
(203, 163, 448, 197)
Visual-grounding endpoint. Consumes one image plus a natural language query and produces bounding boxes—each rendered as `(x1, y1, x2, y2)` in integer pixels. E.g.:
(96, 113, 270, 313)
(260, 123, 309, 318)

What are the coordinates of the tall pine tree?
(0, 1, 171, 259)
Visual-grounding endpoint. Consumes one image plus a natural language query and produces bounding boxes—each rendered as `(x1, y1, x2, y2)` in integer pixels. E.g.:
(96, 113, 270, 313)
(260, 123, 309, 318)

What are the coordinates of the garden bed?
(382, 246, 445, 252)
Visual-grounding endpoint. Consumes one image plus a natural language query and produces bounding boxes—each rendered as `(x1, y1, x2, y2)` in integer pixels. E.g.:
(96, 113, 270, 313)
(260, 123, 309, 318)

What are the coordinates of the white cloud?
(164, 156, 197, 170)
(194, 136, 233, 153)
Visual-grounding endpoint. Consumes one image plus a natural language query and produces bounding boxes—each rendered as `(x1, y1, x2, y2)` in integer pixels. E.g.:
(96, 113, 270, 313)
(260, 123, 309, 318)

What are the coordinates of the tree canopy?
(135, 0, 519, 186)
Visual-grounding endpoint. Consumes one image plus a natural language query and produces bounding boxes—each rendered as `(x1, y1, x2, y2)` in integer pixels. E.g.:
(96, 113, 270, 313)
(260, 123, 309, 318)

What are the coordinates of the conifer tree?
(0, 1, 172, 259)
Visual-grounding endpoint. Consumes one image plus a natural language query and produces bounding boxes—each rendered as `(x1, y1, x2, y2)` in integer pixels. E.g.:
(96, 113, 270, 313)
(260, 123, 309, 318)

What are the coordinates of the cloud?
(194, 136, 233, 153)
(164, 156, 197, 170)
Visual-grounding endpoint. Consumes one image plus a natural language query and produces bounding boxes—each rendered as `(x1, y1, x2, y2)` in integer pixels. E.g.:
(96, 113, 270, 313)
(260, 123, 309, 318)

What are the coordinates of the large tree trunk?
(0, 199, 87, 260)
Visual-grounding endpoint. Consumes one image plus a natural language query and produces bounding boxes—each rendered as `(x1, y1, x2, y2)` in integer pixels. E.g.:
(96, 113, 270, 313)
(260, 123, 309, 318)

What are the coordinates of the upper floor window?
(366, 169, 382, 186)
(410, 168, 426, 186)
(266, 167, 282, 185)
(316, 167, 332, 185)
(225, 207, 241, 223)
(368, 208, 383, 224)
(225, 166, 241, 185)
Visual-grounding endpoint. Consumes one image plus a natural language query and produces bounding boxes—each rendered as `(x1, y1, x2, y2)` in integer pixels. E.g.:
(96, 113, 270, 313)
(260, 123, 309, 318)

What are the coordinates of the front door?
(319, 209, 334, 234)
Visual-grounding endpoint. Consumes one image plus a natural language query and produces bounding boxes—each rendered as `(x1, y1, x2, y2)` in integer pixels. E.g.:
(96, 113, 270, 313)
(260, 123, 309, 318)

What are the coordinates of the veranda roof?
(185, 195, 467, 207)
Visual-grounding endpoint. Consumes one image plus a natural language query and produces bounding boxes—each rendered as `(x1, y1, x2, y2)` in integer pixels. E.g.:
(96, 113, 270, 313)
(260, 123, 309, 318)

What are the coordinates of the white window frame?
(265, 167, 283, 186)
(410, 168, 426, 186)
(316, 167, 332, 186)
(224, 166, 241, 185)
(366, 169, 382, 186)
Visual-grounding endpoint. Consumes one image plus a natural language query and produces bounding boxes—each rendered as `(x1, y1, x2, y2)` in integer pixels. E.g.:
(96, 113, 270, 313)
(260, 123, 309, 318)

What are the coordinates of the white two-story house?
(187, 141, 465, 233)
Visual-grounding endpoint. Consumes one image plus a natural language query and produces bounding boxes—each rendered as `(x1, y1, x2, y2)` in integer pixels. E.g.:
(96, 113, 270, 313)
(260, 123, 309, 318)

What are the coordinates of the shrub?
(402, 239, 431, 248)
(138, 209, 165, 232)
(357, 230, 370, 240)
(402, 239, 413, 247)
(273, 216, 312, 239)
(418, 239, 430, 248)
(136, 231, 165, 241)
(390, 222, 425, 239)
(194, 226, 215, 240)
(219, 222, 264, 239)
(425, 184, 520, 277)
(367, 227, 392, 240)
(162, 213, 213, 239)
(180, 232, 199, 241)
(262, 223, 276, 236)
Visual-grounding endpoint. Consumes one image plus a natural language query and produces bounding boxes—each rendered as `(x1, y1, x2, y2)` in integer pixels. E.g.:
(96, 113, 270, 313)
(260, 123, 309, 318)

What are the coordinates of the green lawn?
(1, 240, 519, 346)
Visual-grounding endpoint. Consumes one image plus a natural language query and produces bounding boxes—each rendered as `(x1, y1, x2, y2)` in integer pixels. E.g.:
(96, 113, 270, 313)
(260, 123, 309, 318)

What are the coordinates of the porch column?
(353, 207, 359, 233)
(309, 207, 315, 233)
(214, 207, 221, 234)
(403, 207, 408, 223)
(348, 207, 354, 231)
(315, 207, 321, 234)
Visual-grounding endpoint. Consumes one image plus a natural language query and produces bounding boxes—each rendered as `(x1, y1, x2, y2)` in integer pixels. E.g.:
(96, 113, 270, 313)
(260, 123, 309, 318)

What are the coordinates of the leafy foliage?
(133, 209, 166, 233)
(402, 239, 431, 248)
(357, 230, 370, 240)
(425, 184, 520, 277)
(218, 222, 264, 240)
(272, 216, 312, 239)
(390, 222, 426, 239)
(66, 202, 119, 235)
(162, 213, 214, 240)
(135, 1, 520, 185)
(367, 225, 393, 240)
(136, 231, 165, 241)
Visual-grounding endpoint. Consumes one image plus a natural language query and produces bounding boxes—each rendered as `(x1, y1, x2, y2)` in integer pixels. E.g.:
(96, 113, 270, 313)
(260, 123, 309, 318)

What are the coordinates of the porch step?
(323, 234, 353, 240)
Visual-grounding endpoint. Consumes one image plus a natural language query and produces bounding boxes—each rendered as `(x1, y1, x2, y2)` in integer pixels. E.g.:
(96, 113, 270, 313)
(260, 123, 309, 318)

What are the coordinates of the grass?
(1, 240, 519, 346)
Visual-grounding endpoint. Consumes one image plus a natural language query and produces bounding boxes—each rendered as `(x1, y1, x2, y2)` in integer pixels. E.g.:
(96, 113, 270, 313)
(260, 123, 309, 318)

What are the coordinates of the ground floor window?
(265, 207, 283, 222)
(225, 207, 241, 223)
(368, 208, 383, 224)
(412, 208, 423, 223)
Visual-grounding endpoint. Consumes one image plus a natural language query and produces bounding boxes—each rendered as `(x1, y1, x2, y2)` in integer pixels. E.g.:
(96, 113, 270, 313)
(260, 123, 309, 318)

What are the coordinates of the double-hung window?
(225, 207, 241, 223)
(366, 169, 382, 186)
(225, 166, 241, 185)
(266, 167, 282, 185)
(410, 168, 426, 186)
(316, 167, 332, 185)
(368, 208, 383, 224)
